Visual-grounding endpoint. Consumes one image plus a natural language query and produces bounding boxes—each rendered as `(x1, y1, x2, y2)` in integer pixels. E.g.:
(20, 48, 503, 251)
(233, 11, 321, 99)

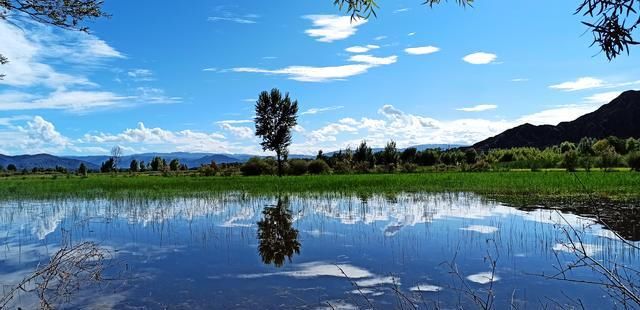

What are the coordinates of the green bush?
(470, 160, 491, 172)
(241, 157, 273, 176)
(401, 163, 417, 173)
(332, 161, 352, 174)
(627, 152, 640, 172)
(561, 150, 579, 172)
(308, 160, 330, 174)
(288, 160, 308, 176)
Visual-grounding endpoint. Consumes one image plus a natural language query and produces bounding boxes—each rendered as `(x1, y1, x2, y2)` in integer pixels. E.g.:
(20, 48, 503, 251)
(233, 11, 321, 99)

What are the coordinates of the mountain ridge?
(473, 90, 640, 150)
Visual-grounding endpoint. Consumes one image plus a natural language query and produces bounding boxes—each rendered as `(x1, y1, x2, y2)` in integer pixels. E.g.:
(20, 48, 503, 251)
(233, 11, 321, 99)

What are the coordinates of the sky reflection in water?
(0, 192, 638, 309)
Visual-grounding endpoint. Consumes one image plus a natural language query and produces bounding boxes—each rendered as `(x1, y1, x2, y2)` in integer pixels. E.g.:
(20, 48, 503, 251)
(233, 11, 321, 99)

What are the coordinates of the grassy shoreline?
(1, 171, 639, 204)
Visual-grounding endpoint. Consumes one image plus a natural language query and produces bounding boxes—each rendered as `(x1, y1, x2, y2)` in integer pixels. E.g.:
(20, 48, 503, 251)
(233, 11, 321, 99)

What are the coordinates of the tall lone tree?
(0, 0, 108, 79)
(332, 0, 639, 60)
(254, 88, 299, 177)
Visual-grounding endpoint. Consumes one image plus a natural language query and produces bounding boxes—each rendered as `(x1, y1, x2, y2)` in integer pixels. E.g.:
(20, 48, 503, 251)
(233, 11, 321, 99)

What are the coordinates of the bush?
(627, 152, 640, 172)
(199, 164, 217, 176)
(470, 160, 491, 172)
(332, 161, 352, 174)
(240, 157, 273, 176)
(598, 147, 621, 172)
(579, 156, 595, 172)
(288, 160, 308, 176)
(308, 160, 330, 174)
(561, 150, 579, 172)
(401, 163, 417, 173)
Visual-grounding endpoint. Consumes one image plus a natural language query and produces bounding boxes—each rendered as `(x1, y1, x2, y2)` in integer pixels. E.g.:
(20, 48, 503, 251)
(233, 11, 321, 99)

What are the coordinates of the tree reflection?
(257, 196, 301, 267)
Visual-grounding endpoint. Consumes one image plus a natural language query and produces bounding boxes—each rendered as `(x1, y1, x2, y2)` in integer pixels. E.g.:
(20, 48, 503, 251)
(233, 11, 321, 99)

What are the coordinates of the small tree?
(380, 140, 399, 172)
(464, 148, 478, 164)
(169, 159, 180, 171)
(560, 141, 576, 153)
(150, 157, 164, 171)
(139, 160, 146, 172)
(78, 163, 88, 177)
(400, 147, 418, 164)
(254, 89, 299, 177)
(577, 137, 596, 156)
(627, 152, 640, 172)
(110, 146, 123, 172)
(7, 164, 16, 172)
(626, 138, 640, 153)
(130, 159, 139, 173)
(562, 150, 579, 172)
(100, 158, 114, 173)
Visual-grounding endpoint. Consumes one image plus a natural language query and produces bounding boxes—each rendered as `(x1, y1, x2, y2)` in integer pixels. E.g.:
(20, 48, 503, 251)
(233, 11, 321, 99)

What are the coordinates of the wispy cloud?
(301, 106, 344, 115)
(583, 91, 622, 104)
(405, 46, 440, 55)
(462, 52, 498, 65)
(549, 77, 604, 91)
(231, 53, 397, 82)
(127, 69, 154, 81)
(304, 15, 367, 43)
(345, 45, 380, 53)
(208, 16, 257, 24)
(511, 78, 529, 82)
(456, 104, 498, 112)
(393, 8, 410, 13)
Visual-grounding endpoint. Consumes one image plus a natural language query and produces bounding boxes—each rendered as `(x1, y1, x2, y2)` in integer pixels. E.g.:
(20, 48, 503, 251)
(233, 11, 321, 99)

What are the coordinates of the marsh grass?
(0, 171, 639, 203)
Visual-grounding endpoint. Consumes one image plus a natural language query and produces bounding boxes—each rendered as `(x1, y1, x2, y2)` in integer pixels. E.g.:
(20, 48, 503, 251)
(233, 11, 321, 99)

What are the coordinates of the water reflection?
(257, 196, 301, 267)
(0, 192, 638, 309)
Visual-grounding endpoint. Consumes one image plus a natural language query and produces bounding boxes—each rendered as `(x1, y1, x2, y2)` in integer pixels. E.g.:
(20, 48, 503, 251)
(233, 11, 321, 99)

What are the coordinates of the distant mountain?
(474, 90, 640, 150)
(69, 153, 243, 169)
(0, 154, 98, 170)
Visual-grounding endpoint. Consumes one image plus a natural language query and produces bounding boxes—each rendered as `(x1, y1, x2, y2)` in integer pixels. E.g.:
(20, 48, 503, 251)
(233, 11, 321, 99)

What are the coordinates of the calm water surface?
(1, 192, 638, 309)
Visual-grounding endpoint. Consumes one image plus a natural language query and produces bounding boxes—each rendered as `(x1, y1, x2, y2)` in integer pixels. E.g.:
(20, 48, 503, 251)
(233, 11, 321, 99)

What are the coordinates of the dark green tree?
(169, 159, 180, 171)
(380, 140, 399, 171)
(257, 197, 301, 267)
(254, 89, 299, 177)
(400, 147, 417, 164)
(7, 164, 17, 172)
(100, 158, 114, 173)
(0, 0, 108, 79)
(332, 0, 639, 60)
(130, 159, 139, 173)
(78, 163, 88, 176)
(150, 156, 164, 171)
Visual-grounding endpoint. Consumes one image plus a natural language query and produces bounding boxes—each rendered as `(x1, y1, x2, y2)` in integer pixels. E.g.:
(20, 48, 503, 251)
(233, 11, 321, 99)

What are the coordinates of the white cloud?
(583, 91, 622, 104)
(0, 20, 121, 88)
(549, 77, 605, 91)
(232, 52, 397, 82)
(301, 106, 344, 115)
(216, 120, 254, 125)
(393, 8, 410, 13)
(348, 54, 398, 65)
(462, 52, 498, 65)
(511, 78, 529, 82)
(304, 15, 367, 42)
(408, 32, 416, 36)
(374, 36, 387, 41)
(405, 46, 440, 55)
(127, 69, 154, 81)
(220, 123, 254, 139)
(456, 104, 498, 112)
(516, 104, 600, 125)
(208, 16, 257, 24)
(345, 45, 380, 53)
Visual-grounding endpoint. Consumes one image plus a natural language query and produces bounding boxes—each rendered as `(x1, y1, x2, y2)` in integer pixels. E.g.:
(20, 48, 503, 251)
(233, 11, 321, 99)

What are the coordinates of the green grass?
(1, 171, 639, 203)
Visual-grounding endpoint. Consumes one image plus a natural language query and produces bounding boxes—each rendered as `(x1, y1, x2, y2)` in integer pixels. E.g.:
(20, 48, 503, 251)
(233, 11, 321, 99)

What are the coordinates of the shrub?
(199, 164, 217, 176)
(241, 157, 272, 176)
(308, 160, 330, 174)
(598, 147, 621, 171)
(561, 150, 579, 172)
(353, 162, 371, 174)
(332, 161, 352, 174)
(470, 160, 491, 172)
(579, 156, 595, 172)
(288, 160, 308, 176)
(627, 152, 640, 172)
(401, 163, 417, 173)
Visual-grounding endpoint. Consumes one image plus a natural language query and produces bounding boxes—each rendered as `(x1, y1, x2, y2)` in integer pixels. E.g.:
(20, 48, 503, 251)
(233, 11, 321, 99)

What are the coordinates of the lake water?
(1, 192, 638, 309)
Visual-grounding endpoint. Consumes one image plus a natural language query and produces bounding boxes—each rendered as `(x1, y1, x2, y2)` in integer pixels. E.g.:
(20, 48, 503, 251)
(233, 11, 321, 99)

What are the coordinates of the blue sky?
(1, 0, 639, 156)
